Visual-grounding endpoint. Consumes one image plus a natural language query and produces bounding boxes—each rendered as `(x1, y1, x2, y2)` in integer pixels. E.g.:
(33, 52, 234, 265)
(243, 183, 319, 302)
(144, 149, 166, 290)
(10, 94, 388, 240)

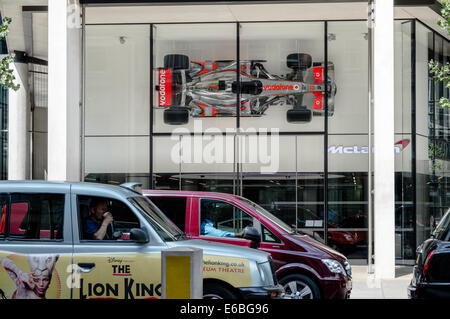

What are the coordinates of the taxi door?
(0, 188, 73, 299)
(71, 192, 164, 300)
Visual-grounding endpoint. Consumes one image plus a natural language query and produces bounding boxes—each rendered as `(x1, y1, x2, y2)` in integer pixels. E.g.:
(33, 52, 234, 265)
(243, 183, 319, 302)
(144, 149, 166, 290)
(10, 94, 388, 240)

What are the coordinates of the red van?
(144, 190, 352, 299)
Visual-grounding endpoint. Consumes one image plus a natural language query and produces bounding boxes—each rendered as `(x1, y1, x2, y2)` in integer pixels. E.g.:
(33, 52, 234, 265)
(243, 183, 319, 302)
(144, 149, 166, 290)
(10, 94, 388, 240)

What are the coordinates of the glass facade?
(84, 18, 450, 263)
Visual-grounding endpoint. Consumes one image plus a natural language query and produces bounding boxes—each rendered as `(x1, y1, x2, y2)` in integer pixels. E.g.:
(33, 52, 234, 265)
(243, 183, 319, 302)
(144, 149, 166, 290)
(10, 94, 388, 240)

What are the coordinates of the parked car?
(145, 190, 352, 299)
(408, 208, 450, 299)
(0, 181, 283, 300)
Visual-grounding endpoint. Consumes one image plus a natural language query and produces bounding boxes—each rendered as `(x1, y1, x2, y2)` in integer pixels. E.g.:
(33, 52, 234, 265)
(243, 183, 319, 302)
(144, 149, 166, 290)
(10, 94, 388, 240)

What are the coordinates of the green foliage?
(0, 17, 19, 91)
(430, 0, 450, 108)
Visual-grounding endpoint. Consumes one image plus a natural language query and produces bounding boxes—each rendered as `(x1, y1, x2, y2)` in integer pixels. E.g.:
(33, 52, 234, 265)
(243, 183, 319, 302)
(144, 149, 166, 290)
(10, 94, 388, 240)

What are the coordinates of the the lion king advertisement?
(0, 252, 71, 299)
(0, 251, 251, 299)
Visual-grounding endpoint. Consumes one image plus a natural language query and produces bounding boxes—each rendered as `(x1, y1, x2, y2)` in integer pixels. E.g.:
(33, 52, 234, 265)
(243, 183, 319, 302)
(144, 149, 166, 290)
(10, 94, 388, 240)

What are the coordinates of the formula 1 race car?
(155, 53, 337, 125)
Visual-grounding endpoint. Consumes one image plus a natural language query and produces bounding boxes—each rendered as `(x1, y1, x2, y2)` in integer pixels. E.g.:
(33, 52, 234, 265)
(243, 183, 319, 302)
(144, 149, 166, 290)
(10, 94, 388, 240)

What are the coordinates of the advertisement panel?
(0, 253, 71, 299)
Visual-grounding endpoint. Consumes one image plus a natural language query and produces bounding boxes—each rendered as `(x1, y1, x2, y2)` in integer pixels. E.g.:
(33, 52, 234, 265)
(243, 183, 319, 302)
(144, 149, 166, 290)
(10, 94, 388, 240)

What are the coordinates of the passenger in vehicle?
(84, 198, 114, 240)
(200, 219, 243, 238)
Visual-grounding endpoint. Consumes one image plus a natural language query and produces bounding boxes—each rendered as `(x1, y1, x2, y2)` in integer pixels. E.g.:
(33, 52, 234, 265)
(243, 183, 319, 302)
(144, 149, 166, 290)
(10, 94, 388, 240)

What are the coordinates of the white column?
(373, 0, 395, 279)
(48, 0, 81, 181)
(8, 62, 30, 180)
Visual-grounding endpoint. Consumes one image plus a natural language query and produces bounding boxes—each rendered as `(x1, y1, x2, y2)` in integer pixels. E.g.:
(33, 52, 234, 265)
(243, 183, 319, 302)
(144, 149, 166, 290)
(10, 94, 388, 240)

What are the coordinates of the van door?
(71, 194, 163, 299)
(0, 190, 73, 299)
(191, 197, 255, 248)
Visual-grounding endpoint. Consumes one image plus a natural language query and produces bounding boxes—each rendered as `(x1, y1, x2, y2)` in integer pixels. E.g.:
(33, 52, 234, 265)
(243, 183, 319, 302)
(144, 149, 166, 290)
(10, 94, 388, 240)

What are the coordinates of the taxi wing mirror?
(242, 226, 261, 244)
(130, 228, 149, 244)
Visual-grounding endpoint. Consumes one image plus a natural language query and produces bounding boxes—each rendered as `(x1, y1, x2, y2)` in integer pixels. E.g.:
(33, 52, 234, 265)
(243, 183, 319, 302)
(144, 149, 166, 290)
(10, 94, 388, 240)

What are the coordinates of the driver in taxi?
(84, 198, 114, 240)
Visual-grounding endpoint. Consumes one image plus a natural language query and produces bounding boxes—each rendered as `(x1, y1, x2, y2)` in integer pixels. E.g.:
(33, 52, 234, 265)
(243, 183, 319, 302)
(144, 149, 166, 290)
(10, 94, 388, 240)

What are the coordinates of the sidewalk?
(349, 265, 413, 299)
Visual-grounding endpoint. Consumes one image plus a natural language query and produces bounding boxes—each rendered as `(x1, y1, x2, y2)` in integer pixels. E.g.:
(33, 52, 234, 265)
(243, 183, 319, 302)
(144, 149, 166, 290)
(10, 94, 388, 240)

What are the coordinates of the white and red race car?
(155, 53, 336, 125)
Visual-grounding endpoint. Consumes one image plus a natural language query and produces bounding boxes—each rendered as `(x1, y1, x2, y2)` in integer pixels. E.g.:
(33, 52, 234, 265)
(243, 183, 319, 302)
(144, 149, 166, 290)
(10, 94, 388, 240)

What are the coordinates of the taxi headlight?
(257, 261, 273, 286)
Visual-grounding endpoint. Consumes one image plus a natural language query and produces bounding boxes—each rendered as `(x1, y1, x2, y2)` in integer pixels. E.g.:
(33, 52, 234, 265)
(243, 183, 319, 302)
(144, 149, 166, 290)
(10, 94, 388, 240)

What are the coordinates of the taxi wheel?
(279, 274, 321, 299)
(203, 283, 238, 299)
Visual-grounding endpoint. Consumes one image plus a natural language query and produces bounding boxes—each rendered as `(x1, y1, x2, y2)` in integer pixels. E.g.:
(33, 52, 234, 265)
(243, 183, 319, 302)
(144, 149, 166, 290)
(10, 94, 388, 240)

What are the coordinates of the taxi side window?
(8, 193, 65, 240)
(78, 195, 141, 241)
(200, 199, 253, 237)
(262, 225, 282, 243)
(150, 196, 187, 232)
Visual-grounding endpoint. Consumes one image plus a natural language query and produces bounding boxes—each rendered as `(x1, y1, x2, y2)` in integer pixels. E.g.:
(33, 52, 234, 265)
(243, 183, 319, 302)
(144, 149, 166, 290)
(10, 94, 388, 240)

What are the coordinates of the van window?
(8, 193, 65, 240)
(200, 199, 253, 238)
(78, 195, 140, 241)
(149, 196, 187, 231)
(262, 225, 282, 243)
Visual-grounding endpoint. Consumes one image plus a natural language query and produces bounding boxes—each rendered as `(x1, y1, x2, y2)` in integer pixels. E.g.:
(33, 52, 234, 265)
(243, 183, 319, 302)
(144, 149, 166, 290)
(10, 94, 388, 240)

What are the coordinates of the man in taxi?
(84, 198, 114, 240)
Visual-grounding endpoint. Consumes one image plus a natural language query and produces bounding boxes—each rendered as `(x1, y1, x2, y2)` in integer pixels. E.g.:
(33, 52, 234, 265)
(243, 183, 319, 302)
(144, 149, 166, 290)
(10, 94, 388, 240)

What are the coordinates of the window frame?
(1, 192, 66, 242)
(261, 224, 283, 244)
(198, 198, 256, 239)
(77, 195, 142, 243)
(148, 195, 188, 232)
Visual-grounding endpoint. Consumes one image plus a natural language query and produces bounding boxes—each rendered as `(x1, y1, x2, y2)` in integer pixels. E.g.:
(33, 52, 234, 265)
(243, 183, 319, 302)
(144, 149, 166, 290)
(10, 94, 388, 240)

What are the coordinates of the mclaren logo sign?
(328, 139, 410, 154)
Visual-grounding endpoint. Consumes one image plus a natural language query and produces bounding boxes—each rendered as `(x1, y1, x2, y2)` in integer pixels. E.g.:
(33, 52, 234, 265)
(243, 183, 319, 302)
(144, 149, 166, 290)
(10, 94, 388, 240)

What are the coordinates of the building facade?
(1, 0, 449, 279)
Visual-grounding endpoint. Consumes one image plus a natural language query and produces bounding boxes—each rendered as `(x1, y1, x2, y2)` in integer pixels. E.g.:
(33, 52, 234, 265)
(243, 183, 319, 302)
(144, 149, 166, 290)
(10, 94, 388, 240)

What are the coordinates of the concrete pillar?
(373, 0, 396, 279)
(48, 0, 81, 182)
(8, 62, 30, 180)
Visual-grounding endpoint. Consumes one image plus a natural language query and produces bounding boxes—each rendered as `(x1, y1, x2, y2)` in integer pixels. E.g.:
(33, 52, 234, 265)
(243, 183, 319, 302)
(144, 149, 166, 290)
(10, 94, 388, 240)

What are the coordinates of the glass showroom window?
(84, 25, 150, 187)
(394, 21, 414, 263)
(327, 21, 369, 260)
(239, 22, 326, 133)
(415, 23, 450, 251)
(152, 23, 237, 133)
(152, 23, 238, 192)
(153, 134, 236, 194)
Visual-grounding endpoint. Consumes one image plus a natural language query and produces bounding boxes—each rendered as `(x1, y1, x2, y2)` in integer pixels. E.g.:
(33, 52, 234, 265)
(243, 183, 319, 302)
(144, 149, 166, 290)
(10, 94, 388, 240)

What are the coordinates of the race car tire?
(203, 282, 238, 299)
(287, 53, 312, 71)
(164, 54, 190, 70)
(286, 108, 312, 123)
(163, 107, 189, 125)
(279, 274, 321, 299)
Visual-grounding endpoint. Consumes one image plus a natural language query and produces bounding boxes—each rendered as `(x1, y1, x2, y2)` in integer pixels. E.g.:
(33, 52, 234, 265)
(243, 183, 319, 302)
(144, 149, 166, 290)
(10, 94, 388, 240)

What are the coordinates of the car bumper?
(407, 283, 419, 299)
(321, 277, 352, 299)
(408, 281, 450, 299)
(238, 284, 285, 300)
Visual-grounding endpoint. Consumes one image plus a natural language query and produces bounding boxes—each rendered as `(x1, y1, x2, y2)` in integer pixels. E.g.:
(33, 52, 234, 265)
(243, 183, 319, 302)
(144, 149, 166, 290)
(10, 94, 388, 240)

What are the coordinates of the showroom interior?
(1, 0, 449, 276)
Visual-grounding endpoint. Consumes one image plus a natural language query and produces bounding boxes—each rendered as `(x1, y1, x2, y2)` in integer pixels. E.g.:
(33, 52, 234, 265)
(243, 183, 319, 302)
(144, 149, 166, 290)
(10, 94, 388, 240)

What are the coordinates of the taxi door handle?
(78, 263, 96, 273)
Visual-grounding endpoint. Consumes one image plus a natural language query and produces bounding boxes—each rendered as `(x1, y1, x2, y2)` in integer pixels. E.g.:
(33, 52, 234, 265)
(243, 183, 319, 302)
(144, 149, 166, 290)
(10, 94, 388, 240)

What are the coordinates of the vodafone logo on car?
(158, 69, 172, 106)
(263, 83, 294, 91)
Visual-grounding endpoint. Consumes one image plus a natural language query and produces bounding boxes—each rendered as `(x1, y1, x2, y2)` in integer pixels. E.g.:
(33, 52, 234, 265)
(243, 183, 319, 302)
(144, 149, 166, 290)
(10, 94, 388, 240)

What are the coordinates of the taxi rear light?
(423, 250, 435, 277)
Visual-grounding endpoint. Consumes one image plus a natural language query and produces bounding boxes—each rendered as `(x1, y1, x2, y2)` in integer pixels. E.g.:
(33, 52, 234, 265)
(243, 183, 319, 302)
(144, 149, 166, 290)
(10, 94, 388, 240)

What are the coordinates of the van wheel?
(279, 274, 321, 299)
(203, 282, 238, 299)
